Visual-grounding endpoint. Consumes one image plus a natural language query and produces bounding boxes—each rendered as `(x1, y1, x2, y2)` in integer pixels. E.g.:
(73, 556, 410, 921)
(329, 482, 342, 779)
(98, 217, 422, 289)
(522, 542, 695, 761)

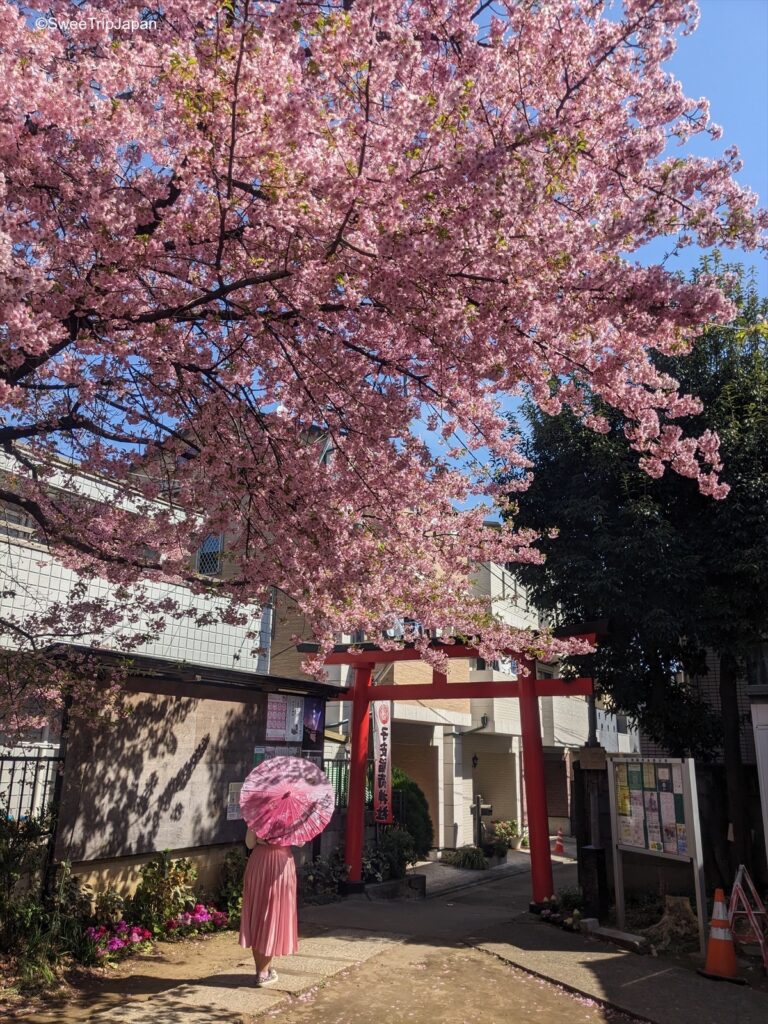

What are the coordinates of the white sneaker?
(256, 968, 278, 988)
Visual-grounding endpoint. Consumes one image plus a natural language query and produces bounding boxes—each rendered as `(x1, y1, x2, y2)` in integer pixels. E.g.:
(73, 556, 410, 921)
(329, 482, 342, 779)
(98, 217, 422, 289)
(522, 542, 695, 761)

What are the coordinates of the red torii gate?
(310, 638, 594, 904)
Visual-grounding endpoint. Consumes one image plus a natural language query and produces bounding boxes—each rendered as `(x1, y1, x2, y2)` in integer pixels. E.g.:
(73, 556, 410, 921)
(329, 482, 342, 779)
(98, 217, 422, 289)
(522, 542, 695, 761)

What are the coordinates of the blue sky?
(640, 0, 768, 288)
(447, 1, 768, 511)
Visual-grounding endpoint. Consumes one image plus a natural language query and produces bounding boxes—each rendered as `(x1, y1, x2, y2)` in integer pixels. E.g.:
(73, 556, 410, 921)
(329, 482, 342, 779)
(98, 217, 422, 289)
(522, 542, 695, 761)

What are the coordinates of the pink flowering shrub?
(163, 904, 229, 939)
(84, 903, 229, 962)
(84, 921, 153, 962)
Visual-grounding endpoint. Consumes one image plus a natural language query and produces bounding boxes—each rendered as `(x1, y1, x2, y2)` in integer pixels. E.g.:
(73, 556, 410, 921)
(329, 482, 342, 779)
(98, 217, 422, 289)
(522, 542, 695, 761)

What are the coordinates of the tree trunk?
(719, 650, 751, 875)
(644, 895, 699, 951)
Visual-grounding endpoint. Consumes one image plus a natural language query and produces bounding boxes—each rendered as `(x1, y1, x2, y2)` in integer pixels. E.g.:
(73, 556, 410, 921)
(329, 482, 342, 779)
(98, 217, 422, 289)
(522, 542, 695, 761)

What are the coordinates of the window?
(318, 436, 334, 465)
(496, 656, 517, 676)
(196, 533, 223, 576)
(403, 618, 424, 637)
(0, 501, 38, 544)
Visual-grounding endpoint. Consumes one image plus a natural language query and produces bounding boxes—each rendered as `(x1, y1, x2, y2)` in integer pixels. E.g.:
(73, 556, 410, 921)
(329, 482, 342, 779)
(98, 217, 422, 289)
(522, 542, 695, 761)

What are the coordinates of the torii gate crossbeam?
(312, 640, 595, 904)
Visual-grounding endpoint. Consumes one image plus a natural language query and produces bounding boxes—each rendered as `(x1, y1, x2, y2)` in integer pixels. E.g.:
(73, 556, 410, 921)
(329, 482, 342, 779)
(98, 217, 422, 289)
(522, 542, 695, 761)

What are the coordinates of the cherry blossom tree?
(0, 0, 766, 729)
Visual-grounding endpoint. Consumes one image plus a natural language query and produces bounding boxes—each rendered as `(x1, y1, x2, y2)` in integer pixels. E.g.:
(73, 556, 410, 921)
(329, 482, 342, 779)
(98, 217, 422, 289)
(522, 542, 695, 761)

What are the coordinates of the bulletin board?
(612, 760, 689, 857)
(607, 756, 707, 954)
(252, 693, 326, 766)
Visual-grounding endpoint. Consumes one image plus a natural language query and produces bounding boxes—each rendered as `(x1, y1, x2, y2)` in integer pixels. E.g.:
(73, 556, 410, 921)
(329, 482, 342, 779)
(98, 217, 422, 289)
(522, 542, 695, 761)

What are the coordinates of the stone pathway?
(415, 835, 576, 898)
(89, 930, 404, 1024)
(415, 853, 531, 898)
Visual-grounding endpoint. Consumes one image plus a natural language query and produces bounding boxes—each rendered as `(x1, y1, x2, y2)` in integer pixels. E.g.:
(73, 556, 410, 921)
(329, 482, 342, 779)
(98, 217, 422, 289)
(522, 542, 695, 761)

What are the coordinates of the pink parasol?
(239, 756, 335, 846)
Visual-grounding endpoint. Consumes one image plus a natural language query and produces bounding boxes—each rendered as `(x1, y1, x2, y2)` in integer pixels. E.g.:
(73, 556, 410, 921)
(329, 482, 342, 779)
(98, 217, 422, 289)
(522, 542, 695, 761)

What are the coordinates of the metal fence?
(322, 758, 377, 809)
(0, 752, 63, 821)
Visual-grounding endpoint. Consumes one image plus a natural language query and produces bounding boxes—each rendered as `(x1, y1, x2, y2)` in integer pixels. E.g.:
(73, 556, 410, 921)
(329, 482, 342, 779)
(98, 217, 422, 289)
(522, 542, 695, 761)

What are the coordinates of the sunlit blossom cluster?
(0, 1, 765, 715)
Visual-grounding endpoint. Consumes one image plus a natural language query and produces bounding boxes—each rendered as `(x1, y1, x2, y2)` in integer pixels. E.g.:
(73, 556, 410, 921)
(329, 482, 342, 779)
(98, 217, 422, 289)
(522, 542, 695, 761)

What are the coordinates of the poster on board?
(303, 697, 325, 747)
(226, 782, 242, 820)
(284, 696, 304, 743)
(644, 791, 662, 851)
(611, 757, 692, 858)
(265, 693, 288, 741)
(265, 693, 305, 743)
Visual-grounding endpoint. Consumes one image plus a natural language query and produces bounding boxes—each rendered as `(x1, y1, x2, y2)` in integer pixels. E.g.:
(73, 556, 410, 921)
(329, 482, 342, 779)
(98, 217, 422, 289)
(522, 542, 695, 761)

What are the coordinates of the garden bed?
(0, 929, 240, 1022)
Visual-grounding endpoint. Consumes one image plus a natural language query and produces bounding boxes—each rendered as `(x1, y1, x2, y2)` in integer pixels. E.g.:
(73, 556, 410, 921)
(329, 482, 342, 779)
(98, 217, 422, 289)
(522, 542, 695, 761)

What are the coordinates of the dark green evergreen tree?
(505, 260, 768, 876)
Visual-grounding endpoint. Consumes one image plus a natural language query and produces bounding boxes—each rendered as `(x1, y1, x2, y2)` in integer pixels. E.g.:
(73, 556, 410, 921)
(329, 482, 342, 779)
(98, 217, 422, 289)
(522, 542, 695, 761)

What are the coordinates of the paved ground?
(415, 850, 534, 897)
(414, 833, 577, 898)
(299, 871, 768, 1024)
(254, 936, 637, 1024)
(14, 854, 768, 1024)
(89, 929, 404, 1024)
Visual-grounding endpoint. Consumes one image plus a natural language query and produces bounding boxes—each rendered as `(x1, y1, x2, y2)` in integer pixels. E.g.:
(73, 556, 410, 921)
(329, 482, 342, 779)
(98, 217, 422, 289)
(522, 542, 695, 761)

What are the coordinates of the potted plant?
(490, 819, 523, 853)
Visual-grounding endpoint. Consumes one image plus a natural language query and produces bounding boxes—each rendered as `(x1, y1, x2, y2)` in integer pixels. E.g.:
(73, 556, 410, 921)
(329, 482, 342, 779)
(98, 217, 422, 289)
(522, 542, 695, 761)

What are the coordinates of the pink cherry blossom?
(0, 2, 765, 728)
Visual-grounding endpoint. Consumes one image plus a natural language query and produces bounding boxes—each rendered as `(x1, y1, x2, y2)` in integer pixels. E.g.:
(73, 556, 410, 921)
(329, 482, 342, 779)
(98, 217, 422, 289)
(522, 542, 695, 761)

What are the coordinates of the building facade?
(0, 463, 342, 890)
(273, 561, 637, 849)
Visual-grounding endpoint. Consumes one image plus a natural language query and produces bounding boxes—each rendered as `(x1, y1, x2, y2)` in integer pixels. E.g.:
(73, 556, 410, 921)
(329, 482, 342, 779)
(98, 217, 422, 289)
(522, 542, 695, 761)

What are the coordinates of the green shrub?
(0, 803, 219, 991)
(218, 847, 247, 927)
(481, 838, 508, 858)
(16, 953, 57, 993)
(0, 858, 94, 991)
(299, 848, 349, 902)
(361, 843, 389, 884)
(45, 861, 93, 961)
(128, 851, 197, 934)
(392, 768, 433, 859)
(377, 827, 417, 880)
(441, 845, 488, 870)
(93, 886, 127, 925)
(557, 887, 584, 913)
(0, 803, 51, 951)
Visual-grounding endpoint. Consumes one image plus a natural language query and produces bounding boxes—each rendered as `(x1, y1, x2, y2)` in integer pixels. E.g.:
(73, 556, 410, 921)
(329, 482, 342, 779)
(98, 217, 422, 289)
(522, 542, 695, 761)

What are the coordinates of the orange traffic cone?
(698, 889, 745, 984)
(553, 829, 565, 856)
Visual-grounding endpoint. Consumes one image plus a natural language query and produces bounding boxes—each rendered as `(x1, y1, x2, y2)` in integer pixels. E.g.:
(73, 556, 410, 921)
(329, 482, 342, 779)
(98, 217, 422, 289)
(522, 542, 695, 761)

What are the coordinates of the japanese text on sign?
(372, 701, 393, 824)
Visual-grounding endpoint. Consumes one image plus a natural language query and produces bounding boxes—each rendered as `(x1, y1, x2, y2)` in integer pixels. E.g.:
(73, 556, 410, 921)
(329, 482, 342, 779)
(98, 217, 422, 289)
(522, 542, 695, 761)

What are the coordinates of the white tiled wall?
(0, 535, 270, 674)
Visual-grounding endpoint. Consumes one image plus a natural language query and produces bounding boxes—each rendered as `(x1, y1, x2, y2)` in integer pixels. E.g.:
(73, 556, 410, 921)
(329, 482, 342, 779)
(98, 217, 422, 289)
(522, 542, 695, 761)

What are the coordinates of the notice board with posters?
(252, 693, 326, 768)
(227, 693, 328, 822)
(607, 756, 707, 954)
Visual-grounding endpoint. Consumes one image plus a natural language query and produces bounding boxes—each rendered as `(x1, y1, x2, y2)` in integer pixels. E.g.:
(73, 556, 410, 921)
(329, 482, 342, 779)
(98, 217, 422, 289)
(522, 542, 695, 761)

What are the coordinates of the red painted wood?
(344, 664, 372, 883)
(327, 642, 593, 901)
(316, 635, 597, 666)
(519, 657, 554, 903)
(333, 678, 592, 702)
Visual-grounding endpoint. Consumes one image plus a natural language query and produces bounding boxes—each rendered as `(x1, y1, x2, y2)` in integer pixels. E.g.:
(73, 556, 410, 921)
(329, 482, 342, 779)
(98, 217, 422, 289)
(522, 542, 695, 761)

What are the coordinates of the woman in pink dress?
(239, 828, 298, 987)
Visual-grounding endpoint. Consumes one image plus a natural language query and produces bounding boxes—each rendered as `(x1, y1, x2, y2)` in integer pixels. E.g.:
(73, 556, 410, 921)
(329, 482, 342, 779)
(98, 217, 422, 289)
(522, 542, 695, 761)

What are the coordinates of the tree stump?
(643, 895, 699, 950)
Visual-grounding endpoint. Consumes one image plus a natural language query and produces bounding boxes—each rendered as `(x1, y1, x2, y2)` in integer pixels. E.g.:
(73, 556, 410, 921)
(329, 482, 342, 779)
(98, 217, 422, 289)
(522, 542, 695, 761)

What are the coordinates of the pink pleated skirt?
(239, 844, 298, 957)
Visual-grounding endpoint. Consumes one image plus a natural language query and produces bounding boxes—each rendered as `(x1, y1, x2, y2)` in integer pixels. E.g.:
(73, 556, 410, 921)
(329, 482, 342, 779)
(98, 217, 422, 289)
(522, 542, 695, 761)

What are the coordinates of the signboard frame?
(606, 755, 707, 955)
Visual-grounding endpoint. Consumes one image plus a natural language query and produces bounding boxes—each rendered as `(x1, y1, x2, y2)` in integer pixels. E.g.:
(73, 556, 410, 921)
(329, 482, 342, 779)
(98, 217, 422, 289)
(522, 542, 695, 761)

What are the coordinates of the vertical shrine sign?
(607, 756, 707, 955)
(372, 701, 393, 824)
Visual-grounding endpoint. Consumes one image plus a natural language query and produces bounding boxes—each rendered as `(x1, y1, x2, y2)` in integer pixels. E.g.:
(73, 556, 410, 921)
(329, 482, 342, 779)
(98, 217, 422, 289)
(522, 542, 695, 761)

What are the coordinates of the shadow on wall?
(55, 688, 264, 864)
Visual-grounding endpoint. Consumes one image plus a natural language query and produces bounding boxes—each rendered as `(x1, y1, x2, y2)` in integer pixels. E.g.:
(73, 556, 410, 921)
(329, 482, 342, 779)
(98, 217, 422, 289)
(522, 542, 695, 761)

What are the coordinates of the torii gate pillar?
(344, 664, 371, 893)
(518, 658, 554, 902)
(312, 640, 594, 905)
